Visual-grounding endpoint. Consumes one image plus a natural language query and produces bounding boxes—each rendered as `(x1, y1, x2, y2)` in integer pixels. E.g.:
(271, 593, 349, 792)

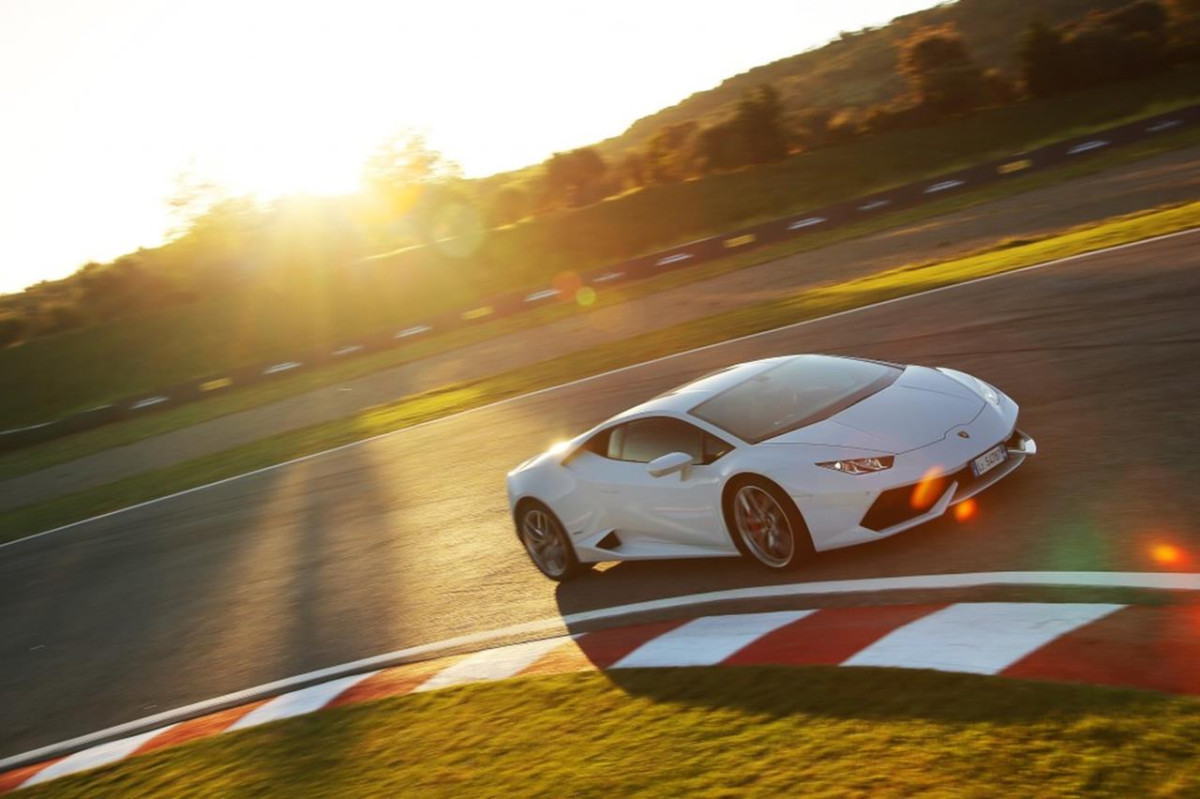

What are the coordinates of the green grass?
(1, 66, 1198, 429)
(25, 667, 1200, 797)
(2, 200, 1196, 543)
(4, 117, 1200, 485)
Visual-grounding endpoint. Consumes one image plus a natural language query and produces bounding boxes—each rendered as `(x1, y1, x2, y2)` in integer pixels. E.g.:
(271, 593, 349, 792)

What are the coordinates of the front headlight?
(937, 367, 1002, 406)
(973, 377, 1000, 406)
(816, 456, 894, 475)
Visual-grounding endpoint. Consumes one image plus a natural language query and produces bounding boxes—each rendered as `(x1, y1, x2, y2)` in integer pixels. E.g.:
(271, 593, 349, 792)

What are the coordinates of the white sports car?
(507, 354, 1036, 580)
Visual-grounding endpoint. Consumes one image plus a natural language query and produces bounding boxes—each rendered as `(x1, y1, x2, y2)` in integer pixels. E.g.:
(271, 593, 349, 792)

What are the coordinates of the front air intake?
(860, 468, 971, 531)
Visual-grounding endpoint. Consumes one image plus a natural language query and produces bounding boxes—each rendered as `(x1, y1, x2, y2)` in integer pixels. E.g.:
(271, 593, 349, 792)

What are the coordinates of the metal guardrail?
(2, 103, 1198, 453)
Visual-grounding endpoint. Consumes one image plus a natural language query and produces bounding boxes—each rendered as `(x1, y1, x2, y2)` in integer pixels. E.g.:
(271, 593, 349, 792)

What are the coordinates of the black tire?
(723, 475, 815, 571)
(515, 500, 584, 582)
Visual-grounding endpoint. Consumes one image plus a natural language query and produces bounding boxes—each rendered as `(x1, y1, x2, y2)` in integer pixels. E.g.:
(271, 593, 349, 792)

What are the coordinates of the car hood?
(762, 366, 984, 453)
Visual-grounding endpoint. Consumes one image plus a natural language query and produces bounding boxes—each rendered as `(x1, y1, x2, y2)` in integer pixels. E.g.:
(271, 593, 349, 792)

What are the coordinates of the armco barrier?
(2, 103, 1198, 454)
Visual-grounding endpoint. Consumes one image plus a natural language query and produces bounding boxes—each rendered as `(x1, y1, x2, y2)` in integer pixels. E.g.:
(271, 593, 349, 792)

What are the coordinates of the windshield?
(688, 355, 901, 443)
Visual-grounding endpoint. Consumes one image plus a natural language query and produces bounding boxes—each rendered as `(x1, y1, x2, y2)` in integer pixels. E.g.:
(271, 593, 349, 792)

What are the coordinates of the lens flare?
(552, 271, 583, 298)
(428, 201, 485, 259)
(953, 498, 978, 522)
(910, 467, 945, 510)
(1150, 543, 1187, 568)
(575, 286, 596, 307)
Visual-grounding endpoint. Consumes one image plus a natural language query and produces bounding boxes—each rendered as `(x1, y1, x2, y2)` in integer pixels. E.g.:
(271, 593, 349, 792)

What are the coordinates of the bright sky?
(0, 0, 939, 293)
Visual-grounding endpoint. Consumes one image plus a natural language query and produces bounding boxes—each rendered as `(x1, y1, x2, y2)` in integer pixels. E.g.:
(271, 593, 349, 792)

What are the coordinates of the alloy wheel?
(521, 508, 568, 577)
(733, 485, 795, 568)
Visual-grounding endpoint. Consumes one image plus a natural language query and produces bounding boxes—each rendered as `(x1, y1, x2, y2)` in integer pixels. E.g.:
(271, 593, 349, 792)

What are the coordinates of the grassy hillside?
(0, 65, 1197, 430)
(599, 0, 1129, 156)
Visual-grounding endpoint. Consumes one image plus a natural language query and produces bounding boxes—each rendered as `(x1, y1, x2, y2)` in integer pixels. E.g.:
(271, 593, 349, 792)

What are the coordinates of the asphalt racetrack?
(2, 230, 1199, 758)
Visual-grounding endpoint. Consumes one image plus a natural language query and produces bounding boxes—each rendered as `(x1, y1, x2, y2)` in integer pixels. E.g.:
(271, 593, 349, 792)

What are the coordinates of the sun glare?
(1150, 543, 1188, 568)
(0, 0, 948, 292)
(953, 499, 978, 522)
(910, 467, 945, 510)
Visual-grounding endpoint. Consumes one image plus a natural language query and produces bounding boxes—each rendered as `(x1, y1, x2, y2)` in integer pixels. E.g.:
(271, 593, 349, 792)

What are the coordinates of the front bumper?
(814, 428, 1036, 551)
(863, 428, 1036, 531)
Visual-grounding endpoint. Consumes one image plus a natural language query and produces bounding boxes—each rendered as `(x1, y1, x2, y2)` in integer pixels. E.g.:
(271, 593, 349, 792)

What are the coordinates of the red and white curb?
(5, 599, 1200, 792)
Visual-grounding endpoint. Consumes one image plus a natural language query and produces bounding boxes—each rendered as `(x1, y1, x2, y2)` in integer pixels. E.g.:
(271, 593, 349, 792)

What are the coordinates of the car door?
(553, 427, 632, 541)
(602, 416, 734, 552)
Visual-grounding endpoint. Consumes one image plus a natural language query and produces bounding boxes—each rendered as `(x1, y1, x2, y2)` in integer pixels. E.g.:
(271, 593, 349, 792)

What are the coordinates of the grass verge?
(3, 120, 1200, 483)
(1, 200, 1197, 544)
(24, 667, 1200, 797)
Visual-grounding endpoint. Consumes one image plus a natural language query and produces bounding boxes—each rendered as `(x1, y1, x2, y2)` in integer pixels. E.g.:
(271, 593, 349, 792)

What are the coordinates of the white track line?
(612, 611, 811, 668)
(130, 396, 168, 410)
(4, 225, 1198, 553)
(925, 179, 965, 193)
(842, 602, 1121, 674)
(0, 420, 57, 435)
(5, 570, 1198, 773)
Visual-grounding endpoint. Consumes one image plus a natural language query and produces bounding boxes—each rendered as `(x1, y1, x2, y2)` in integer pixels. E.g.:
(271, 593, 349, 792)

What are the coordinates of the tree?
(644, 122, 698, 184)
(1165, 0, 1200, 59)
(33, 302, 85, 336)
(1064, 15, 1165, 86)
(1019, 20, 1074, 97)
(824, 109, 862, 144)
(0, 315, 26, 348)
(899, 25, 988, 114)
(693, 121, 749, 173)
(361, 131, 468, 249)
(982, 68, 1018, 104)
(489, 184, 530, 226)
(541, 147, 609, 208)
(1106, 0, 1169, 43)
(362, 131, 462, 200)
(733, 84, 789, 165)
(166, 162, 226, 237)
(1166, 0, 1200, 16)
(693, 84, 792, 174)
(76, 256, 175, 323)
(620, 152, 648, 189)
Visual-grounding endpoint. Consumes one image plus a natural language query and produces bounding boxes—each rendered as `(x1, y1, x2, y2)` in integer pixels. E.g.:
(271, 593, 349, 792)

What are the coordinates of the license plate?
(971, 444, 1007, 477)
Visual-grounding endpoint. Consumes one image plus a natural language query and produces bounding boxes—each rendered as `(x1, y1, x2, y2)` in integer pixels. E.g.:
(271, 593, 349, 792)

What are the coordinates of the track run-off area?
(1, 228, 1199, 760)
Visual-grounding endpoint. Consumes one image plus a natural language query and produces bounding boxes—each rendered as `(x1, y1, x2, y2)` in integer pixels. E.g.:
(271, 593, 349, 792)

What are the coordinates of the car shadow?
(569, 661, 1172, 725)
(543, 468, 1179, 724)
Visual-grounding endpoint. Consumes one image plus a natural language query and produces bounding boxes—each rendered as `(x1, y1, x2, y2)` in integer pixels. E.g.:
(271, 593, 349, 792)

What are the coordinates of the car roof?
(608, 356, 794, 422)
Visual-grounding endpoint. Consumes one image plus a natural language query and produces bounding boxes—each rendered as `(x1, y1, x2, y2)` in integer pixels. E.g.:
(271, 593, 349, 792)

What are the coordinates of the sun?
(204, 128, 368, 201)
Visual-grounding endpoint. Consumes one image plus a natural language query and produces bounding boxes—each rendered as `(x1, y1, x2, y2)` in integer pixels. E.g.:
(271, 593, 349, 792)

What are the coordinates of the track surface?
(2, 232, 1199, 757)
(4, 144, 1200, 511)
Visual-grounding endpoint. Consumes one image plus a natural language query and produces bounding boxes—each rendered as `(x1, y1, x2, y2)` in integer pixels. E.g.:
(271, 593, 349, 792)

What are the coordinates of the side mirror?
(647, 451, 694, 478)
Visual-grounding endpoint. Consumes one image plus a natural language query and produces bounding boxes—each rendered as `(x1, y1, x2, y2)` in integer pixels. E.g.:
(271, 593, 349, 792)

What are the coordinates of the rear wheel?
(726, 477, 814, 571)
(517, 501, 583, 581)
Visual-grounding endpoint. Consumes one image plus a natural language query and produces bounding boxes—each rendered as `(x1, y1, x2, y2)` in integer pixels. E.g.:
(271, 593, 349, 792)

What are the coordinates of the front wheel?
(517, 502, 584, 581)
(727, 477, 814, 571)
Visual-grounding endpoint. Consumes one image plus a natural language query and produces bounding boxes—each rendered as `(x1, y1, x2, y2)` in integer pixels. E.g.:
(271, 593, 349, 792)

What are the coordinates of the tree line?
(2, 0, 1199, 349)
(478, 0, 1200, 229)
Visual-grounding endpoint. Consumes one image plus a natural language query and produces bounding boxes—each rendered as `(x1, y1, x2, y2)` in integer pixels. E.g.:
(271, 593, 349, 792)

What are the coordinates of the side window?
(704, 433, 733, 463)
(579, 418, 734, 464)
(577, 428, 612, 458)
(613, 417, 732, 464)
(606, 426, 625, 460)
